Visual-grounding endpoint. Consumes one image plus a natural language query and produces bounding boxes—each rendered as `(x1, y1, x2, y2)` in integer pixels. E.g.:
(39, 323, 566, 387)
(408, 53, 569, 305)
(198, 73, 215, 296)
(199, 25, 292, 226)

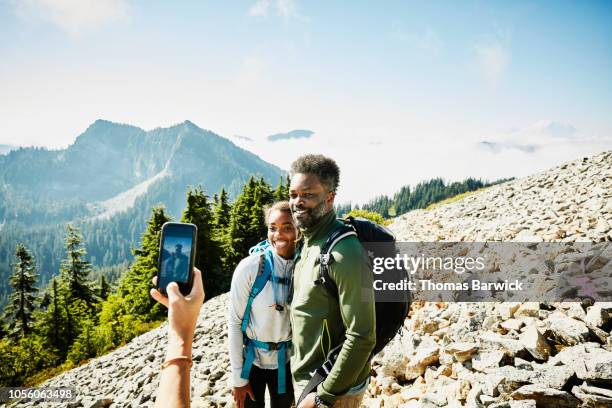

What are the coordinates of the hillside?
(5, 151, 611, 408)
(0, 120, 284, 308)
(0, 119, 282, 218)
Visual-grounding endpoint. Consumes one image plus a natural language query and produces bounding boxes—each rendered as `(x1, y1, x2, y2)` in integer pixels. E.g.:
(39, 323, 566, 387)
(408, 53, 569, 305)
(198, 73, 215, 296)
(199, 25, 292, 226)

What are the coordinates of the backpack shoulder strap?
(241, 250, 274, 333)
(315, 223, 358, 299)
(321, 223, 358, 258)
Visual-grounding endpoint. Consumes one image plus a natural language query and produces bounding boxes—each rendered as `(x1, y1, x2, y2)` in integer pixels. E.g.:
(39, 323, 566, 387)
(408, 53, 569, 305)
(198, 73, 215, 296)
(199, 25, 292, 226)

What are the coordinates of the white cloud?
(518, 120, 578, 139)
(476, 42, 509, 84)
(14, 0, 128, 35)
(478, 120, 610, 155)
(248, 0, 301, 20)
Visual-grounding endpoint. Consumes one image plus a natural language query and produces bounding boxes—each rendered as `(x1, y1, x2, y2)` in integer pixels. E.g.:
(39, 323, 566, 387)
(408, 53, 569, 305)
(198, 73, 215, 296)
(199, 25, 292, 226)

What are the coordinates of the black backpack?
(297, 216, 410, 404)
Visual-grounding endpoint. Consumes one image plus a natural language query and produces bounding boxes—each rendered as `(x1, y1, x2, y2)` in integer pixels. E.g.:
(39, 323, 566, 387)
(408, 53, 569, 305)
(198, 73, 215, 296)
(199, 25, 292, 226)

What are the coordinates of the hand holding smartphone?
(156, 222, 198, 296)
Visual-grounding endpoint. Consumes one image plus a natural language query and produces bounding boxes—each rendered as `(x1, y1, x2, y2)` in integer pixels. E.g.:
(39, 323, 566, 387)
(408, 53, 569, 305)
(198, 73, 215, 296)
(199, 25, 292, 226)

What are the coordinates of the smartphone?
(156, 222, 198, 296)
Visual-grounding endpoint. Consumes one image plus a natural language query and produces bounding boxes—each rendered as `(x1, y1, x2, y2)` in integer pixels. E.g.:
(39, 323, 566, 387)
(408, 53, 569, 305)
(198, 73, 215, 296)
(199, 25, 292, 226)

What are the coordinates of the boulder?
(480, 332, 527, 357)
(548, 315, 590, 346)
(511, 384, 580, 408)
(472, 351, 505, 372)
(519, 326, 551, 361)
(405, 343, 440, 380)
(444, 342, 479, 362)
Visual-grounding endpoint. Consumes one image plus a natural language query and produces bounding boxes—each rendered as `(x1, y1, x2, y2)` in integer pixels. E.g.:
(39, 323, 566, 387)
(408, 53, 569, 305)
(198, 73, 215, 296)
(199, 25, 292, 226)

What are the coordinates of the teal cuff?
(316, 383, 339, 405)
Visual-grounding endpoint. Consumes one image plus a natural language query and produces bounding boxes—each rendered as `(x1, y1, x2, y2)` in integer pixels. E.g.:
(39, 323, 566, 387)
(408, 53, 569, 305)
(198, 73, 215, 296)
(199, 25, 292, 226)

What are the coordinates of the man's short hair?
(290, 154, 340, 193)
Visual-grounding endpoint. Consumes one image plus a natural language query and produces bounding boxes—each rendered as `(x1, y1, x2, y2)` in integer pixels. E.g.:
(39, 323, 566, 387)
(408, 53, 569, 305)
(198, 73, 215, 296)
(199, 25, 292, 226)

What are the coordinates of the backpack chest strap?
(241, 337, 292, 394)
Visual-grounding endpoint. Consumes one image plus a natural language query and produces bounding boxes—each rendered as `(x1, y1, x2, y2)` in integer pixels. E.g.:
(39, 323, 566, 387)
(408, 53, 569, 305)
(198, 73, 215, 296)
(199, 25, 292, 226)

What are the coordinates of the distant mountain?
(0, 119, 282, 211)
(0, 120, 284, 308)
(0, 144, 17, 155)
(267, 129, 314, 141)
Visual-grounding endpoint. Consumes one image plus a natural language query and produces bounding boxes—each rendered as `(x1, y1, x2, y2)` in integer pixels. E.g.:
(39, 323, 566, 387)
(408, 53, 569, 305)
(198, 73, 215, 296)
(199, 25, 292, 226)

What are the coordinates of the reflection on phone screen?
(159, 227, 193, 291)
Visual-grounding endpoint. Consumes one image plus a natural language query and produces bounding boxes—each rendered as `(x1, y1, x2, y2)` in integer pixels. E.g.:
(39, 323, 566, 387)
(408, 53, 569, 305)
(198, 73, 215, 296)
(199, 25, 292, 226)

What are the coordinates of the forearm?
(320, 252, 376, 401)
(228, 319, 248, 386)
(318, 331, 374, 399)
(228, 260, 252, 386)
(155, 341, 193, 408)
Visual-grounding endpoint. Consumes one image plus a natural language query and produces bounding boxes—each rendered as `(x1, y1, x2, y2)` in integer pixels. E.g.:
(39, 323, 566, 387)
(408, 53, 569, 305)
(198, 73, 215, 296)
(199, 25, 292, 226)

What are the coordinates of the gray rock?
(548, 315, 590, 346)
(444, 342, 479, 362)
(421, 392, 448, 407)
(484, 366, 534, 389)
(549, 344, 612, 384)
(85, 397, 113, 408)
(571, 385, 612, 408)
(404, 342, 440, 380)
(480, 332, 527, 357)
(514, 303, 540, 318)
(576, 382, 612, 398)
(489, 401, 537, 408)
(580, 352, 612, 384)
(519, 325, 551, 361)
(531, 364, 575, 389)
(511, 384, 580, 408)
(472, 351, 506, 372)
(585, 303, 611, 328)
(513, 358, 533, 370)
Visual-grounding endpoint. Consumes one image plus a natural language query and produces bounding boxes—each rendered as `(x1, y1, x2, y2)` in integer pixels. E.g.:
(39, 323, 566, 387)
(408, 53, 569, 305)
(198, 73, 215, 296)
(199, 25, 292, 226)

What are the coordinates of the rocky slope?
(6, 151, 612, 408)
(367, 151, 611, 408)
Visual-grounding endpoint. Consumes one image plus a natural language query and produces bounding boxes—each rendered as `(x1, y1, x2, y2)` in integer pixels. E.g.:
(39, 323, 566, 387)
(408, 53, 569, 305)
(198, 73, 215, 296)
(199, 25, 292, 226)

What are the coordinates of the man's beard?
(292, 199, 329, 228)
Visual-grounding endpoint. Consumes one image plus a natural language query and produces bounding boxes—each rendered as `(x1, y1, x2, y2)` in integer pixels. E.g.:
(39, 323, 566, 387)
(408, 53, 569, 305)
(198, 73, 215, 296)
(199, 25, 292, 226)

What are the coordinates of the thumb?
(247, 386, 255, 401)
(166, 281, 182, 303)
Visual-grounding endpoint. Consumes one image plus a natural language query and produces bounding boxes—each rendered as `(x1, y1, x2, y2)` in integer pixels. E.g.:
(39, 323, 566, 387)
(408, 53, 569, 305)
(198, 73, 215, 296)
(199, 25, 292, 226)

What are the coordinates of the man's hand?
(297, 392, 317, 408)
(232, 383, 255, 408)
(150, 267, 205, 357)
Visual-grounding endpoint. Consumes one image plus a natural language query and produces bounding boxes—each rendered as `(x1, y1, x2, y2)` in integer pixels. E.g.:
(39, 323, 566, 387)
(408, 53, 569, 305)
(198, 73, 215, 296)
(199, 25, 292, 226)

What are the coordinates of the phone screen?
(158, 223, 195, 292)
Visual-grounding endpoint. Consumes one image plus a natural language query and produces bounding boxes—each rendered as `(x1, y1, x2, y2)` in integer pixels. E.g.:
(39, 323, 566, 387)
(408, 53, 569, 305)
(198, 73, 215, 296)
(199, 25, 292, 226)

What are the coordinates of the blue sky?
(1, 0, 611, 203)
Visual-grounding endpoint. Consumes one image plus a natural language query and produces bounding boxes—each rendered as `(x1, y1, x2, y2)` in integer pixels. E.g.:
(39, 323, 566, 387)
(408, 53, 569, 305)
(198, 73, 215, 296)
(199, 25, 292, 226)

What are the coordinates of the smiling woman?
(265, 201, 298, 259)
(227, 201, 298, 408)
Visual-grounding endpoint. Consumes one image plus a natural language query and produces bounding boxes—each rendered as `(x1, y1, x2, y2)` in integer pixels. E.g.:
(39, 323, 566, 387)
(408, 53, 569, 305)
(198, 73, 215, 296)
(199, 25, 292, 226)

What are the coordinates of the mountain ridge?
(0, 119, 284, 213)
(0, 120, 285, 309)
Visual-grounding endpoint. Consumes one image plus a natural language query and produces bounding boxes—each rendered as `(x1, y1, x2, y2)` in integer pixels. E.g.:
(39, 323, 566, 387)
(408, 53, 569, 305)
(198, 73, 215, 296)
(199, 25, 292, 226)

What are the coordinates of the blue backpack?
(239, 241, 292, 394)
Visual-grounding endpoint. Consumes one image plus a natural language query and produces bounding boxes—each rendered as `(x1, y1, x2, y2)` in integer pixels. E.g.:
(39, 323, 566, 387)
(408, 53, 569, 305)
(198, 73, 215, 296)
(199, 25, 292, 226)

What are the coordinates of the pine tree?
(182, 186, 226, 297)
(224, 177, 256, 271)
(224, 177, 274, 272)
(119, 206, 170, 321)
(212, 188, 231, 235)
(284, 174, 291, 199)
(60, 224, 97, 310)
(251, 177, 273, 241)
(99, 275, 110, 300)
(273, 176, 286, 201)
(35, 278, 69, 357)
(3, 244, 38, 339)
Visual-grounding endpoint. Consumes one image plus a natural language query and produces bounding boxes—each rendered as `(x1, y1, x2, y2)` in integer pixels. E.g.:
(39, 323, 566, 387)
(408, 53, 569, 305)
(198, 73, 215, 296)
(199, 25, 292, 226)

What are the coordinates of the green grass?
(20, 319, 164, 388)
(425, 187, 490, 211)
(22, 361, 76, 387)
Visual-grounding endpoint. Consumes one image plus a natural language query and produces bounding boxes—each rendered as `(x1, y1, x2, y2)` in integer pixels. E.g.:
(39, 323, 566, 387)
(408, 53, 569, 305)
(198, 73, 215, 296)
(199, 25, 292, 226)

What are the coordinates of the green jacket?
(290, 210, 376, 403)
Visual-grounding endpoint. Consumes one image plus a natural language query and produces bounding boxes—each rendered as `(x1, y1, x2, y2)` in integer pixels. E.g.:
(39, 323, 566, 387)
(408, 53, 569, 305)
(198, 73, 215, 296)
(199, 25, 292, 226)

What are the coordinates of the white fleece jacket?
(227, 251, 294, 387)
